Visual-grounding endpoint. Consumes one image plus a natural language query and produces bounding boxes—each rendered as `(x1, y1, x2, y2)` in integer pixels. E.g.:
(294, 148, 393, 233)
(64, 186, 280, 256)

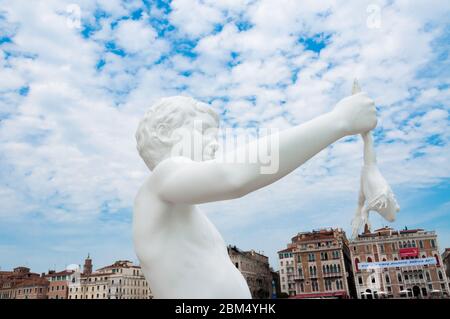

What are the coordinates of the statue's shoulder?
(135, 157, 194, 206)
(151, 156, 194, 180)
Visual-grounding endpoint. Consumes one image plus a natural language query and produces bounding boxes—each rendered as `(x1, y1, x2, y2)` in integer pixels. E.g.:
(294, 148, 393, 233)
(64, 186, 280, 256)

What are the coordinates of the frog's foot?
(374, 194, 389, 209)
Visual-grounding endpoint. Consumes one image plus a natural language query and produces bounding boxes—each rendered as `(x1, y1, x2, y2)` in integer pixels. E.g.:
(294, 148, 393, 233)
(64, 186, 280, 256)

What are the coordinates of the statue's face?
(170, 112, 219, 162)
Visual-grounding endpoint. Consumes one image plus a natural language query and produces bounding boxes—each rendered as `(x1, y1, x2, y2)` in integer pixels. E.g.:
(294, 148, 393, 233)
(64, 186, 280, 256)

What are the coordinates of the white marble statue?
(133, 93, 377, 299)
(350, 80, 400, 239)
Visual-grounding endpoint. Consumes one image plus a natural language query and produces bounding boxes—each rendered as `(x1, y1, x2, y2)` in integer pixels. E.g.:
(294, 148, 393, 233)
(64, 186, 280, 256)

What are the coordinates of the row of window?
(69, 285, 149, 294)
(357, 270, 445, 285)
(279, 246, 341, 261)
(19, 286, 64, 293)
(279, 252, 293, 259)
(353, 239, 436, 253)
(282, 278, 347, 294)
(305, 264, 341, 276)
(319, 251, 340, 261)
(280, 264, 343, 278)
(308, 251, 340, 262)
(50, 285, 65, 291)
(307, 278, 343, 292)
(68, 291, 150, 299)
(295, 241, 336, 250)
(280, 250, 341, 265)
(82, 278, 149, 286)
(324, 279, 344, 291)
(17, 287, 44, 294)
(362, 283, 448, 298)
(322, 264, 341, 274)
(49, 275, 68, 282)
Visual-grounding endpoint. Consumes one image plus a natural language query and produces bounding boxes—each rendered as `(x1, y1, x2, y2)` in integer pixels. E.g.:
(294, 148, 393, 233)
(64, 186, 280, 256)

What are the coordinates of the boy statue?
(134, 93, 377, 298)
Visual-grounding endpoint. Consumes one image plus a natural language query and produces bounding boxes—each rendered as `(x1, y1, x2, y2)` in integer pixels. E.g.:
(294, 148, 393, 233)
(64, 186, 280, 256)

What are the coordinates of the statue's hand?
(332, 92, 377, 136)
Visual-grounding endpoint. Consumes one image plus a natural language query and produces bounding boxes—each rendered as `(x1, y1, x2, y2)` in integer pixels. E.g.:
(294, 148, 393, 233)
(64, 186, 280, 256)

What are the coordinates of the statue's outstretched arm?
(155, 93, 376, 205)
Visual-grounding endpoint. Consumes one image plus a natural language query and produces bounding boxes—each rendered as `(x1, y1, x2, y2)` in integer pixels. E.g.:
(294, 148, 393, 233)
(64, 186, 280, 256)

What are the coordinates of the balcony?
(293, 274, 305, 281)
(323, 272, 342, 278)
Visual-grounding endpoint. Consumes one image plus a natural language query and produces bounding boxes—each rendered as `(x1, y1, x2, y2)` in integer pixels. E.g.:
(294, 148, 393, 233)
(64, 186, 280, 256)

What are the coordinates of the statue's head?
(136, 96, 220, 171)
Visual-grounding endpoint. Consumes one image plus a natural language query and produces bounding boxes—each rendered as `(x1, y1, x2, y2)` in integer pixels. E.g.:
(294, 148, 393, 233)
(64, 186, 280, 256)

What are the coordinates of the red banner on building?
(399, 248, 419, 257)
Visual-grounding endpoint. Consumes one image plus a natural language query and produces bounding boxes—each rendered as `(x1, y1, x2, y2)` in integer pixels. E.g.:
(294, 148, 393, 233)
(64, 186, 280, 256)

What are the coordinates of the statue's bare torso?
(133, 176, 251, 299)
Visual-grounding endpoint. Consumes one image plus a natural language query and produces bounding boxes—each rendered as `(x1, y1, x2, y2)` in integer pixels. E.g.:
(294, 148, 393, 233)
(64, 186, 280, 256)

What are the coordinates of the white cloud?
(115, 19, 157, 53)
(169, 0, 224, 38)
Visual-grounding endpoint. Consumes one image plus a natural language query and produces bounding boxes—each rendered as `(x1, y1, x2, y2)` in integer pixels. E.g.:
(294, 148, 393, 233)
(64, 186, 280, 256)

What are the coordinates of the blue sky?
(0, 0, 449, 273)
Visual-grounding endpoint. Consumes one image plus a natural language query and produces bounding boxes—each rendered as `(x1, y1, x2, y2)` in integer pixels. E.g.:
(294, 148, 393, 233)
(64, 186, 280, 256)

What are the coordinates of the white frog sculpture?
(351, 80, 400, 238)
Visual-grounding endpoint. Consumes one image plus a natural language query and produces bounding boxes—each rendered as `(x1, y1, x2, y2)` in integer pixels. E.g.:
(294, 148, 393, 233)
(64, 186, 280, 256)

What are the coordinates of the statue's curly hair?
(136, 96, 219, 170)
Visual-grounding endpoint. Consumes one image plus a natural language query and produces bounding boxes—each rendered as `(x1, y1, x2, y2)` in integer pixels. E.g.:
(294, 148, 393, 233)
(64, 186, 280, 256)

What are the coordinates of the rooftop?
(277, 247, 294, 254)
(44, 270, 74, 278)
(354, 226, 434, 241)
(228, 245, 268, 259)
(291, 228, 345, 243)
(96, 260, 135, 271)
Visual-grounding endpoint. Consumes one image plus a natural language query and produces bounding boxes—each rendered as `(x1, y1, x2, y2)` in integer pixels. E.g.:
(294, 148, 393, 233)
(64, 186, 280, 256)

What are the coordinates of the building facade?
(45, 270, 76, 299)
(0, 267, 44, 299)
(227, 246, 273, 299)
(14, 277, 49, 299)
(278, 228, 356, 298)
(1, 257, 153, 300)
(350, 227, 449, 299)
(442, 248, 450, 279)
(68, 258, 152, 299)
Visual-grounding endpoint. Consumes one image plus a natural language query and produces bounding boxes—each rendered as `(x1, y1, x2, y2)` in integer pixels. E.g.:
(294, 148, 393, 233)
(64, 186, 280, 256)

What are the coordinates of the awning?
(289, 291, 347, 299)
(399, 289, 411, 293)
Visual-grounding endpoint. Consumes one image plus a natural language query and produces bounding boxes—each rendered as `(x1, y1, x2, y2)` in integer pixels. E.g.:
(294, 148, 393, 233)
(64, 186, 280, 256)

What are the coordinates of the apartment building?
(350, 226, 449, 299)
(228, 245, 273, 298)
(278, 228, 356, 298)
(68, 257, 152, 299)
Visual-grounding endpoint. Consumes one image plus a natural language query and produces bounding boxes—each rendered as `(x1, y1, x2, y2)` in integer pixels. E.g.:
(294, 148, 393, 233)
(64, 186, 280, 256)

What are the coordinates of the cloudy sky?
(0, 0, 449, 273)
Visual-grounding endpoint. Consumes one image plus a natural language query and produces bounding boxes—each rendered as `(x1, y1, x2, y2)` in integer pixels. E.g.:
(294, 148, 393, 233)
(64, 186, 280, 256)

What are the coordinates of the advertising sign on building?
(358, 257, 436, 270)
(399, 248, 419, 258)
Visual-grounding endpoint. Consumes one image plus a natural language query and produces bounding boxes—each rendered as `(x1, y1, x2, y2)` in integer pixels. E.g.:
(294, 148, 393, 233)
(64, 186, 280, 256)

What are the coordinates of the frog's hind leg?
(351, 187, 366, 238)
